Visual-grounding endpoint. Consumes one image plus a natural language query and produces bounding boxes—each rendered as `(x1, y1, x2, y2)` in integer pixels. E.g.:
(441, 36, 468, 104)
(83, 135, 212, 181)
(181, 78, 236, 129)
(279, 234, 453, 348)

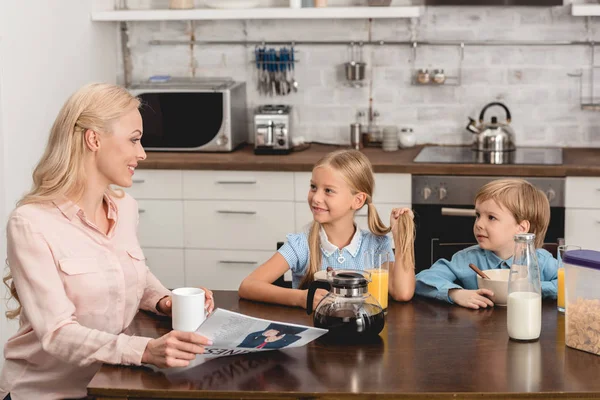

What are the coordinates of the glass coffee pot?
(306, 269, 385, 341)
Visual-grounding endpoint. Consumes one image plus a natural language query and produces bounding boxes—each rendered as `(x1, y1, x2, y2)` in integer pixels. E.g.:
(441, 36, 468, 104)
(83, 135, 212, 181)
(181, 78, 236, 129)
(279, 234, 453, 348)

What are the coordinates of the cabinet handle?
(216, 180, 257, 185)
(132, 179, 145, 184)
(441, 207, 477, 217)
(217, 210, 257, 215)
(138, 209, 146, 214)
(219, 260, 258, 265)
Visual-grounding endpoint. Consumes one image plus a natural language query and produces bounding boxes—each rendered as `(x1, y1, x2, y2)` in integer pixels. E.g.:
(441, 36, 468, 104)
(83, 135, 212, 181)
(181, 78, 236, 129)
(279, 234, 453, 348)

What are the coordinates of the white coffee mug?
(172, 287, 206, 332)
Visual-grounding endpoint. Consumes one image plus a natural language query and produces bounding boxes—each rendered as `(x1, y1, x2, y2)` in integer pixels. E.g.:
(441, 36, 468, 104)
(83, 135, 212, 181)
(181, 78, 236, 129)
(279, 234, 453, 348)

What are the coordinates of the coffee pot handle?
(478, 102, 512, 123)
(306, 281, 331, 315)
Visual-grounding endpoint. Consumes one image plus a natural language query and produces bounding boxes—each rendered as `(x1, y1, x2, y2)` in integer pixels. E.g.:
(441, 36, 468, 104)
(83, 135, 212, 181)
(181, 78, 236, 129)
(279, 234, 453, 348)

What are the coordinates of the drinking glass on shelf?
(364, 251, 390, 310)
(557, 244, 582, 313)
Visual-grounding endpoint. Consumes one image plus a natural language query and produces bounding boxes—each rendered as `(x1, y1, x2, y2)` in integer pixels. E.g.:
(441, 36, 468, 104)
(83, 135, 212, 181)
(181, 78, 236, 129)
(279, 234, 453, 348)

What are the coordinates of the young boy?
(415, 178, 558, 309)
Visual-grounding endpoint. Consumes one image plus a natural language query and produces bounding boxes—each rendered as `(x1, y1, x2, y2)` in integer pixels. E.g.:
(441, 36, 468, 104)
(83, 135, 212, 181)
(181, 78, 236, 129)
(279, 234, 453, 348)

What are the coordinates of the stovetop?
(413, 146, 563, 165)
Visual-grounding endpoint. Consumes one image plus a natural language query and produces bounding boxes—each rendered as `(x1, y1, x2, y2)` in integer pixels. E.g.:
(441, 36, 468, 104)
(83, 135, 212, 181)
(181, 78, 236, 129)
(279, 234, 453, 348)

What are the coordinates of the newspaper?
(150, 308, 328, 372)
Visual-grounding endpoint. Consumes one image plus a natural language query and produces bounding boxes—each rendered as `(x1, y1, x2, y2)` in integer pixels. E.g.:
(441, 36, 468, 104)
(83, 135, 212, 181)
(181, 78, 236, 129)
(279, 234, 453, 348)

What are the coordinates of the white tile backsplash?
(123, 5, 600, 147)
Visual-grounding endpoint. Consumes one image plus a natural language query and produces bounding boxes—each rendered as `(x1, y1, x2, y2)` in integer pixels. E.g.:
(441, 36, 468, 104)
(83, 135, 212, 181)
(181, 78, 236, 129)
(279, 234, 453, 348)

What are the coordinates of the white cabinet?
(137, 200, 184, 248)
(128, 169, 412, 290)
(565, 177, 600, 251)
(185, 249, 274, 290)
(143, 248, 185, 289)
(183, 171, 294, 201)
(184, 200, 295, 250)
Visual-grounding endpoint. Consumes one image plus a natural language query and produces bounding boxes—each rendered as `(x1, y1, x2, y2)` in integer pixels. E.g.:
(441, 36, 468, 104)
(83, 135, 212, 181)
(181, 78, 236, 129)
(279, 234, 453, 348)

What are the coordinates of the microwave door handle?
(441, 208, 477, 217)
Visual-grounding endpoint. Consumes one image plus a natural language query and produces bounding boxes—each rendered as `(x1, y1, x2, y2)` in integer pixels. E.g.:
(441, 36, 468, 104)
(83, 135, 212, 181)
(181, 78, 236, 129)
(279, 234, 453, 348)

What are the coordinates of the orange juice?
(367, 269, 389, 310)
(557, 267, 565, 312)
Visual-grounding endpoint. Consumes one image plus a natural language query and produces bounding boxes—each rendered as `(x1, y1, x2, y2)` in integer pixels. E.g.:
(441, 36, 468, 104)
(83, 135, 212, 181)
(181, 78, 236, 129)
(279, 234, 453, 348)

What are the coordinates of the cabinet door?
(184, 200, 295, 250)
(123, 170, 183, 200)
(185, 249, 273, 290)
(183, 171, 294, 201)
(294, 203, 411, 238)
(565, 209, 600, 251)
(566, 177, 600, 209)
(137, 200, 184, 248)
(143, 248, 185, 290)
(294, 172, 412, 203)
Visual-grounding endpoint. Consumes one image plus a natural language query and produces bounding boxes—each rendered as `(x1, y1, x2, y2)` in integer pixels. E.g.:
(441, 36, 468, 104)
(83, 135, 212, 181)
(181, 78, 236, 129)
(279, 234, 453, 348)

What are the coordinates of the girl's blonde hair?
(4, 83, 140, 319)
(475, 178, 550, 248)
(299, 149, 415, 289)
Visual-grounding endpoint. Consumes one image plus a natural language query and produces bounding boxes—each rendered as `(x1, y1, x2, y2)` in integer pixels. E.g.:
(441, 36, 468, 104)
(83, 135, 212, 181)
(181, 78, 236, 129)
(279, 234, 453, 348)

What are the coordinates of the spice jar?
(433, 69, 446, 84)
(416, 69, 430, 84)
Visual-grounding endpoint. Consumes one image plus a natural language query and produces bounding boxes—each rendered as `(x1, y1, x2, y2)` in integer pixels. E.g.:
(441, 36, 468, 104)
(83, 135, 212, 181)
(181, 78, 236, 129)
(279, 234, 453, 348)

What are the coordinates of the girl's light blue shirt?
(278, 227, 394, 289)
(415, 245, 558, 303)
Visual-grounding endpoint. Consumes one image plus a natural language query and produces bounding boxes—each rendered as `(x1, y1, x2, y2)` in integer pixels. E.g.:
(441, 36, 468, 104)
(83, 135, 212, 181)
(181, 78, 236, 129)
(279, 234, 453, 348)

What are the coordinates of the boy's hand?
(390, 207, 414, 233)
(449, 288, 495, 309)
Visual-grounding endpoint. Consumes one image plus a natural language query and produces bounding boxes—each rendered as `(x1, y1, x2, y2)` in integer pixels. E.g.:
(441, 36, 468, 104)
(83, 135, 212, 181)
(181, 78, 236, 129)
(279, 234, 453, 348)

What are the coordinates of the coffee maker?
(254, 105, 293, 155)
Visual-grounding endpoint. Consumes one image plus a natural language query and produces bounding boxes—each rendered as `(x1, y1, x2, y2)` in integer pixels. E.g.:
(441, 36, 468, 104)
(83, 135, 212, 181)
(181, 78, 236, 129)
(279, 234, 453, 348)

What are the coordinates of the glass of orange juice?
(364, 251, 390, 311)
(557, 245, 581, 312)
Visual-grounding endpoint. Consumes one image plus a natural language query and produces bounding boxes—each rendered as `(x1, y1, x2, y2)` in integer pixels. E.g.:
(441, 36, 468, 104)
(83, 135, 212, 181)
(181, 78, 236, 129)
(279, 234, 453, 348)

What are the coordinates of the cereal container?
(564, 249, 600, 355)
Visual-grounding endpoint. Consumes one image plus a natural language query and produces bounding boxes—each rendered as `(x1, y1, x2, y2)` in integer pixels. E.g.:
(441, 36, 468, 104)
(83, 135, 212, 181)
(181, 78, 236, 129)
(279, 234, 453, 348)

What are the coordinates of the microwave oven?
(129, 78, 248, 152)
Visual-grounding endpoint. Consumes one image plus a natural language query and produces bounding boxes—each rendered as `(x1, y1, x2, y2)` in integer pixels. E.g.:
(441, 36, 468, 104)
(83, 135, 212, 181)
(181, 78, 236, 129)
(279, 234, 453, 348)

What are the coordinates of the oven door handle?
(441, 207, 477, 217)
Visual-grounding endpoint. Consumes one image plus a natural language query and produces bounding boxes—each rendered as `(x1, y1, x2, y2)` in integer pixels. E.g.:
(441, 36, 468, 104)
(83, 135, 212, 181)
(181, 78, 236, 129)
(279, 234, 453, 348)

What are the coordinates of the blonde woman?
(239, 149, 416, 310)
(0, 83, 214, 400)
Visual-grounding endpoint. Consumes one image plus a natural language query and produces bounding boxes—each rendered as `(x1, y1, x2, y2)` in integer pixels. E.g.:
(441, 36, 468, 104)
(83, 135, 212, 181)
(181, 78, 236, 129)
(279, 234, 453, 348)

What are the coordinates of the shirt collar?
(319, 225, 362, 258)
(483, 248, 513, 269)
(53, 192, 118, 222)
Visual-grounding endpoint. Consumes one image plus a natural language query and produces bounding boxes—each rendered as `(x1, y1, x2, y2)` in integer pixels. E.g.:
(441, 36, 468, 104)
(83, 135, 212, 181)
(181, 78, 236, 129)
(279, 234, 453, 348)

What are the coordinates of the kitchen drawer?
(565, 209, 600, 251)
(294, 172, 411, 204)
(137, 200, 184, 248)
(185, 249, 273, 290)
(124, 170, 183, 200)
(294, 202, 411, 238)
(143, 247, 185, 290)
(183, 171, 294, 201)
(566, 177, 600, 209)
(184, 200, 295, 250)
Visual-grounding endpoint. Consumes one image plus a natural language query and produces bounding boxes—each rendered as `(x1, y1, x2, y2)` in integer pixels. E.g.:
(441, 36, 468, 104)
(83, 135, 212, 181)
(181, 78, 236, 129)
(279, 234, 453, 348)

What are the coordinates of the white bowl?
(476, 269, 510, 306)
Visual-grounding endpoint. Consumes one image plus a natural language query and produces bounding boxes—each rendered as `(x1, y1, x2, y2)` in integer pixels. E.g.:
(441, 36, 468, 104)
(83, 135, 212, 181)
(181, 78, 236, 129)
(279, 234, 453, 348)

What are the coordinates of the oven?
(411, 175, 565, 273)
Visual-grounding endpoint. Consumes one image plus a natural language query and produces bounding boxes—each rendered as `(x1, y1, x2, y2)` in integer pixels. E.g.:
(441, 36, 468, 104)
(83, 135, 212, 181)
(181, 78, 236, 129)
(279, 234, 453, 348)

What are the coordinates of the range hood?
(425, 0, 562, 5)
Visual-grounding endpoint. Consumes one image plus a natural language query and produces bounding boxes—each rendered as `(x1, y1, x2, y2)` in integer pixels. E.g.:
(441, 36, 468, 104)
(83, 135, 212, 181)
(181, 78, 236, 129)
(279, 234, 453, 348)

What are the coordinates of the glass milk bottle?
(507, 233, 542, 341)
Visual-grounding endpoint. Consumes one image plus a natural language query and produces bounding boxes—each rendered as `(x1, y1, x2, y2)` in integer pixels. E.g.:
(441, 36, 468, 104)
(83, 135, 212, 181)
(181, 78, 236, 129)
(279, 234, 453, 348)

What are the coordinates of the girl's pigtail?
(299, 221, 322, 289)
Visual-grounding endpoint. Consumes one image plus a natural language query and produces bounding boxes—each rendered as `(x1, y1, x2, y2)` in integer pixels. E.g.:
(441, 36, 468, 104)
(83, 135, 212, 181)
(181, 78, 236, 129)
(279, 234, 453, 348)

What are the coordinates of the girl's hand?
(303, 288, 329, 310)
(390, 207, 414, 232)
(449, 288, 495, 309)
(158, 287, 215, 316)
(142, 330, 212, 368)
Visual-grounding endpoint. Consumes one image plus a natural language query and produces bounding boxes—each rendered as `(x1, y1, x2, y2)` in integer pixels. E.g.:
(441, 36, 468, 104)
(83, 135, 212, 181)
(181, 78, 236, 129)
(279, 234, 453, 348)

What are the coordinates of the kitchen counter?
(138, 144, 600, 177)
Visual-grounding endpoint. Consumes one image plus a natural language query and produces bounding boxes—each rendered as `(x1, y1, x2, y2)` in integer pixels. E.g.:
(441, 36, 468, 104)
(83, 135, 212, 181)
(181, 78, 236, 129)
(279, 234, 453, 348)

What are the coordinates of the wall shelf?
(571, 4, 600, 16)
(91, 6, 421, 22)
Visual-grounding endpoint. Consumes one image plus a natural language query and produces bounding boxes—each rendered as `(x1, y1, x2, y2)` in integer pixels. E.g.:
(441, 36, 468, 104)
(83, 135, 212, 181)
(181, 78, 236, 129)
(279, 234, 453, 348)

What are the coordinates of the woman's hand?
(390, 207, 414, 233)
(449, 288, 495, 310)
(142, 330, 213, 368)
(157, 287, 215, 316)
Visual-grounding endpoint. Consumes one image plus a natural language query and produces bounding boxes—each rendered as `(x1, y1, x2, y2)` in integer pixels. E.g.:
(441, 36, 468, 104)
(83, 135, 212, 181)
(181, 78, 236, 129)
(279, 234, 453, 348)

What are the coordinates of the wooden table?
(88, 291, 600, 399)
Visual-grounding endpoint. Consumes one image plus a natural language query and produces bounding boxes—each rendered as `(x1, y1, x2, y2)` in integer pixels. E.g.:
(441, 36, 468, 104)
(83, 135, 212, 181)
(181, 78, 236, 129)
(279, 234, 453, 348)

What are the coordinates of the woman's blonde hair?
(475, 178, 550, 248)
(4, 83, 140, 319)
(299, 149, 415, 289)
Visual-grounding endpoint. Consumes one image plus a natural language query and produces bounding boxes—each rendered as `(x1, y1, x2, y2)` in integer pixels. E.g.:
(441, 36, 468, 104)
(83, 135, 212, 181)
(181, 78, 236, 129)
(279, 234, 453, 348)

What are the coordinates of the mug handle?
(306, 281, 331, 315)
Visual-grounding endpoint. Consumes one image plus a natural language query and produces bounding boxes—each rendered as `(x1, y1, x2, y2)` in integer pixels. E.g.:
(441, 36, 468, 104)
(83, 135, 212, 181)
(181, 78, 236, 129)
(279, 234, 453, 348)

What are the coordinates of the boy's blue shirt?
(415, 245, 558, 304)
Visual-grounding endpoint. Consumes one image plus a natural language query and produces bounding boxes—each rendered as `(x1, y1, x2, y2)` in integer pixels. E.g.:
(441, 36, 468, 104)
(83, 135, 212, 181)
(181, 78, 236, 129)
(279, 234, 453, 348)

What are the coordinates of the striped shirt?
(278, 225, 394, 288)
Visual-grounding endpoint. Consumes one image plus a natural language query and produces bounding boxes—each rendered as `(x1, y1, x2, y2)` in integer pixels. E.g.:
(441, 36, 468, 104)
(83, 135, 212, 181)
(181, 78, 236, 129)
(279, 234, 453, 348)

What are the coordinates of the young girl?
(238, 149, 415, 310)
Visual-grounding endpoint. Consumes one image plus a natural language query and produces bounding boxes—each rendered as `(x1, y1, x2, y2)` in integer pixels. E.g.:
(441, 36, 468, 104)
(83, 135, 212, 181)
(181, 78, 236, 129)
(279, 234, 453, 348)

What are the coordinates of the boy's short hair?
(475, 179, 550, 248)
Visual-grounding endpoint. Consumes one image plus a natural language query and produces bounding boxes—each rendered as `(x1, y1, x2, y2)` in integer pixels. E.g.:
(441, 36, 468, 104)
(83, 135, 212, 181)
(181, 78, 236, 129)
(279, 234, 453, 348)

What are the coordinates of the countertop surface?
(89, 291, 600, 400)
(138, 144, 600, 177)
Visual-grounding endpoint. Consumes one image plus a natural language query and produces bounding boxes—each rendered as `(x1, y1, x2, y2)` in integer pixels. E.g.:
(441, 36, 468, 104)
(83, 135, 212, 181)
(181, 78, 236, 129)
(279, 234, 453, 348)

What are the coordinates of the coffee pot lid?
(328, 270, 370, 288)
